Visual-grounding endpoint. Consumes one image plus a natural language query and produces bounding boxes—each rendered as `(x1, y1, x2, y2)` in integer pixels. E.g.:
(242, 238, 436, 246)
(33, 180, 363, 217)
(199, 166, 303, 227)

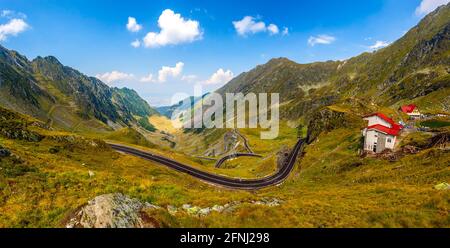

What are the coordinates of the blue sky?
(0, 0, 448, 106)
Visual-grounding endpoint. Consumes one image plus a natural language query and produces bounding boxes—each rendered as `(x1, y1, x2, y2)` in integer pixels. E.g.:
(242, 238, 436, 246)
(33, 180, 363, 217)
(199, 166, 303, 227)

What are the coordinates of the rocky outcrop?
(0, 128, 43, 142)
(66, 193, 161, 228)
(0, 145, 11, 158)
(276, 146, 291, 170)
(307, 107, 363, 143)
(0, 106, 44, 142)
(167, 198, 283, 217)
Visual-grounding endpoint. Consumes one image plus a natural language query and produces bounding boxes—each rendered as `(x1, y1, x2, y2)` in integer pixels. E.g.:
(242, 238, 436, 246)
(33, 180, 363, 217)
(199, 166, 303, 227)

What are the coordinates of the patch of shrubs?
(49, 146, 60, 154)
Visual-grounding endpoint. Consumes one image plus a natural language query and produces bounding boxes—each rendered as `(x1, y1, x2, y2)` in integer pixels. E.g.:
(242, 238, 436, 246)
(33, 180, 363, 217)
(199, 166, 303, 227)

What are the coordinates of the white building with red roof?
(399, 104, 422, 119)
(362, 113, 403, 153)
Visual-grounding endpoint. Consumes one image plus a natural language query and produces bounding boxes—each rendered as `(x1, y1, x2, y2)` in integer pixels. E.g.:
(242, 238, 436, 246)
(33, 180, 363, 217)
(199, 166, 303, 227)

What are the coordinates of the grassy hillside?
(1, 104, 448, 227)
(215, 4, 450, 121)
(0, 3, 449, 228)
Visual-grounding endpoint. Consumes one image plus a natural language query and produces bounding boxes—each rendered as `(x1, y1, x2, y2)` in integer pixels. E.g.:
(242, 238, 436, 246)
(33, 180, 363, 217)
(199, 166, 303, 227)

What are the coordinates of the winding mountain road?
(214, 153, 262, 168)
(234, 129, 254, 154)
(108, 138, 305, 190)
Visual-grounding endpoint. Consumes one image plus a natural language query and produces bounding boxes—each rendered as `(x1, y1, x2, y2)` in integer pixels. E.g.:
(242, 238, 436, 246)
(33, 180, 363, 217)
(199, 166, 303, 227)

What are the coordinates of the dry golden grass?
(1, 109, 449, 227)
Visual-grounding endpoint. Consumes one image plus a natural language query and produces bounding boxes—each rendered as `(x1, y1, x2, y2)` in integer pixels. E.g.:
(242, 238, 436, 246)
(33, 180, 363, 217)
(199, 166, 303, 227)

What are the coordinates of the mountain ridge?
(0, 45, 159, 132)
(213, 3, 450, 120)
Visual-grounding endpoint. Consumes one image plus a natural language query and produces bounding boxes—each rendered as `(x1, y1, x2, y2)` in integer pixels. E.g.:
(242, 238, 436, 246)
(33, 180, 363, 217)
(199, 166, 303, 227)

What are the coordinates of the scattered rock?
(198, 207, 211, 216)
(252, 198, 282, 207)
(88, 170, 95, 177)
(66, 193, 161, 228)
(167, 198, 284, 217)
(186, 206, 201, 216)
(211, 205, 224, 213)
(434, 182, 450, 190)
(89, 141, 99, 147)
(0, 128, 43, 142)
(167, 205, 178, 215)
(0, 148, 11, 158)
(377, 149, 400, 162)
(402, 145, 419, 154)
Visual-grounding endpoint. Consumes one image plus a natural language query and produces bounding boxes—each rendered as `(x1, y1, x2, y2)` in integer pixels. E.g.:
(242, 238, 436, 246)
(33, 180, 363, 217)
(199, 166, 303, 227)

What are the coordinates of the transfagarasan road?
(214, 153, 262, 168)
(108, 139, 304, 190)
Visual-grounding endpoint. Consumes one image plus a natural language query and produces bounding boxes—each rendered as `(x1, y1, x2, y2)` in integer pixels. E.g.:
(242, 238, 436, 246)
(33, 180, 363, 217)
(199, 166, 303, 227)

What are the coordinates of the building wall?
(407, 110, 422, 119)
(364, 130, 378, 152)
(363, 130, 396, 152)
(364, 116, 392, 128)
(384, 135, 396, 150)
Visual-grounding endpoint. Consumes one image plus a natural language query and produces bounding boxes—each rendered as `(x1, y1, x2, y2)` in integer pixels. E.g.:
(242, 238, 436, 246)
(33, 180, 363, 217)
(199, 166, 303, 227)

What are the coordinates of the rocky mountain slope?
(217, 3, 450, 120)
(0, 47, 158, 132)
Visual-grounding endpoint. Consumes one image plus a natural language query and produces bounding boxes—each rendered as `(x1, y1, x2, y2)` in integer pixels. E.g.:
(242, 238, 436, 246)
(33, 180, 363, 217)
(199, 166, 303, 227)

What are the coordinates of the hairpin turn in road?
(108, 138, 305, 190)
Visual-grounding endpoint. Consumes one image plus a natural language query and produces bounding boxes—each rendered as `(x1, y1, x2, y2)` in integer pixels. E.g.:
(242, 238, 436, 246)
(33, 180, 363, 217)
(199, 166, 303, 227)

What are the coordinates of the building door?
(373, 143, 377, 153)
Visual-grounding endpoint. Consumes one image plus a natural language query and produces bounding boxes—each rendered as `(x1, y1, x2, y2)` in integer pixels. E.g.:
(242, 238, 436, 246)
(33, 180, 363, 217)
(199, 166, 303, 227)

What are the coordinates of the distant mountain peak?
(215, 3, 450, 119)
(33, 55, 62, 66)
(0, 45, 159, 132)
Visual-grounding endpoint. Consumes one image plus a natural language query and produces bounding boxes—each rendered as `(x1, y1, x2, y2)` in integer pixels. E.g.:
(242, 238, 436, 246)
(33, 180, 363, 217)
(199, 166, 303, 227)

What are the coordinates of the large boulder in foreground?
(66, 193, 161, 228)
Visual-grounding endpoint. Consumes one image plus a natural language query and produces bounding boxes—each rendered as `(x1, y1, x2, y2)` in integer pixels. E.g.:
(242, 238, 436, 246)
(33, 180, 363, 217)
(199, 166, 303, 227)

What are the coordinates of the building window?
(387, 138, 392, 143)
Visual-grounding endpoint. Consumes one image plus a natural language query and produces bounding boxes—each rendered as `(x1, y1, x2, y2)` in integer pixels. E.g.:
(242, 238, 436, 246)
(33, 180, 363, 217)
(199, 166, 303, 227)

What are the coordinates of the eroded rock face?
(276, 146, 291, 170)
(66, 193, 161, 228)
(307, 107, 363, 143)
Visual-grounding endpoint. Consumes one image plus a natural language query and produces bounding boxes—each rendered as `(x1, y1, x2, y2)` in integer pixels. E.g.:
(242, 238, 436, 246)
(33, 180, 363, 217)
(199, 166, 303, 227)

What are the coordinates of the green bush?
(138, 117, 156, 132)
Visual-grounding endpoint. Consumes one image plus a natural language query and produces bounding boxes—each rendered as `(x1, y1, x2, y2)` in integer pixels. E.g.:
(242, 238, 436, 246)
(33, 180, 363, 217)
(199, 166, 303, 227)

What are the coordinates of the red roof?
(400, 104, 417, 114)
(392, 123, 403, 130)
(367, 124, 400, 136)
(364, 112, 396, 126)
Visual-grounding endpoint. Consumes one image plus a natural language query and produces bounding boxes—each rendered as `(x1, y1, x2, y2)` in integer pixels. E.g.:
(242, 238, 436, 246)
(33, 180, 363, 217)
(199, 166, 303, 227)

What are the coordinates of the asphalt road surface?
(108, 138, 305, 190)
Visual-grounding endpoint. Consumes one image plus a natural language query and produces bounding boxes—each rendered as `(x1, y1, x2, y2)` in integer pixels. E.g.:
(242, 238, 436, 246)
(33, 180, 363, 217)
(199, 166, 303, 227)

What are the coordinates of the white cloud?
(181, 74, 198, 83)
(307, 35, 336, 46)
(267, 24, 279, 35)
(0, 18, 29, 41)
(95, 71, 134, 84)
(233, 16, 286, 37)
(143, 9, 202, 48)
(131, 39, 141, 48)
(203, 68, 234, 85)
(126, 17, 142, 32)
(157, 62, 184, 82)
(1, 10, 13, 18)
(1, 10, 26, 19)
(233, 16, 266, 36)
(368, 40, 390, 50)
(139, 62, 185, 83)
(282, 27, 289, 36)
(415, 0, 449, 16)
(140, 73, 154, 83)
